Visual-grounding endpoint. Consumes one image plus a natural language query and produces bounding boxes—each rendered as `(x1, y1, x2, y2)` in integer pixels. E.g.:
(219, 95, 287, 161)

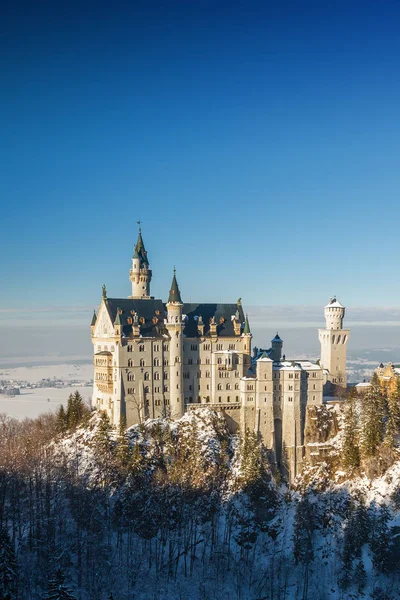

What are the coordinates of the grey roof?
(168, 271, 182, 304)
(104, 298, 245, 338)
(105, 298, 166, 338)
(134, 229, 149, 267)
(182, 303, 245, 337)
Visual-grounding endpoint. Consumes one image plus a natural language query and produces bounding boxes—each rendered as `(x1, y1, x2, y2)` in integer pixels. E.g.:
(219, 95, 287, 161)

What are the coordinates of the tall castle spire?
(129, 222, 152, 299)
(165, 268, 184, 419)
(168, 267, 182, 304)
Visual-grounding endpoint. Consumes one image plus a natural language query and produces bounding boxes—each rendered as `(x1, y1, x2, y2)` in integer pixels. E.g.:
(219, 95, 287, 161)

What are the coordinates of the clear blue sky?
(1, 0, 400, 311)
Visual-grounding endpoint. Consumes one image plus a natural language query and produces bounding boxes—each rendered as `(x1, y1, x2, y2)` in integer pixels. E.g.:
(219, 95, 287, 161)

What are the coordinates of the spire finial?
(137, 219, 142, 233)
(173, 265, 176, 275)
(102, 284, 107, 299)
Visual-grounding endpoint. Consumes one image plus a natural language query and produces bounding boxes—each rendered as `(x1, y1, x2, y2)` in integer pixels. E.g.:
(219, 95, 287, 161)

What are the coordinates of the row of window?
(95, 373, 112, 381)
(125, 342, 239, 354)
(127, 386, 170, 394)
(127, 343, 169, 352)
(217, 383, 240, 390)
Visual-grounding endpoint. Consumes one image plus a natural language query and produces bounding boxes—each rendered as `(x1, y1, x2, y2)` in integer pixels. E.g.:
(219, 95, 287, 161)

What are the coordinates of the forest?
(0, 381, 400, 600)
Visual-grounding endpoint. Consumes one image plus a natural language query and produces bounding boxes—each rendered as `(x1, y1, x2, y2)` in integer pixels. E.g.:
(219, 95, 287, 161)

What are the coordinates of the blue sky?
(1, 0, 400, 313)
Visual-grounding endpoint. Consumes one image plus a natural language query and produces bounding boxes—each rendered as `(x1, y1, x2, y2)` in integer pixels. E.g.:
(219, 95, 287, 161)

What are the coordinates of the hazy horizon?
(1, 304, 400, 367)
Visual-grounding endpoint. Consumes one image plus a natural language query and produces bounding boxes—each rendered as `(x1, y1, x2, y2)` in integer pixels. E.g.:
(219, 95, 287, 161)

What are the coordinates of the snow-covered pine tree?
(361, 374, 386, 458)
(342, 388, 360, 470)
(353, 559, 367, 592)
(239, 428, 262, 489)
(385, 379, 400, 447)
(116, 416, 131, 475)
(0, 527, 18, 600)
(43, 568, 77, 600)
(370, 504, 391, 574)
(93, 411, 116, 486)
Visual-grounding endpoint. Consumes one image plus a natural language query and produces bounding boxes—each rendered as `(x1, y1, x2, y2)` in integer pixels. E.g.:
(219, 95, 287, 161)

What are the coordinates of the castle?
(91, 227, 350, 479)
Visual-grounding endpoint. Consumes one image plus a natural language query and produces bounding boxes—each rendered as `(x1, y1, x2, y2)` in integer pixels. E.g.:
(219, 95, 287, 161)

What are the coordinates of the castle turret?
(318, 297, 350, 390)
(270, 333, 283, 361)
(242, 314, 252, 373)
(129, 224, 152, 299)
(165, 269, 184, 419)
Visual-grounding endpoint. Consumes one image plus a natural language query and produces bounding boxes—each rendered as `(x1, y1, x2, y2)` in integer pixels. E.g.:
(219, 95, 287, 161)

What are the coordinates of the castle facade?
(91, 228, 349, 479)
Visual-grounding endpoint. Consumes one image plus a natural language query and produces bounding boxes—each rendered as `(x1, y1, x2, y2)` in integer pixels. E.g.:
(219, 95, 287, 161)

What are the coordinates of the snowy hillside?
(1, 403, 400, 599)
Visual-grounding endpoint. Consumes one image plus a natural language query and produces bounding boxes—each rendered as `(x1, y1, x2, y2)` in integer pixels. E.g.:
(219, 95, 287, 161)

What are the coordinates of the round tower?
(165, 269, 184, 419)
(324, 298, 345, 329)
(318, 297, 350, 390)
(129, 223, 152, 299)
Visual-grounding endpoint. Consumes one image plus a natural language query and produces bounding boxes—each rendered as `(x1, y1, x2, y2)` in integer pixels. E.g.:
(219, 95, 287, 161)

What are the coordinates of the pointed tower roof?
(168, 268, 182, 304)
(91, 310, 97, 326)
(272, 332, 283, 343)
(133, 222, 149, 267)
(243, 314, 251, 334)
(114, 309, 122, 326)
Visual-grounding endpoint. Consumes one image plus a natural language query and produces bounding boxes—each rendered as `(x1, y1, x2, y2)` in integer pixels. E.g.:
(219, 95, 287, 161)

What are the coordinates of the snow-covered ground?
(0, 362, 93, 382)
(0, 385, 93, 419)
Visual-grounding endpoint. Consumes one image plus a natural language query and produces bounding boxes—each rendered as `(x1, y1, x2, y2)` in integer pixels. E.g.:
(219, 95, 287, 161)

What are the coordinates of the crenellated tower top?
(324, 297, 345, 330)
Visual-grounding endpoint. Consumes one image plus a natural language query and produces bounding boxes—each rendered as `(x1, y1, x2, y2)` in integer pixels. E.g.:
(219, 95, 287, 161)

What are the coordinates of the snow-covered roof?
(273, 360, 321, 371)
(295, 360, 322, 371)
(324, 298, 344, 309)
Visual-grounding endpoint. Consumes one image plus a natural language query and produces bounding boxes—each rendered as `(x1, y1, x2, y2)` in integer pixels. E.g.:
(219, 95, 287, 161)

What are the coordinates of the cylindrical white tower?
(319, 298, 350, 391)
(165, 270, 184, 419)
(324, 298, 345, 330)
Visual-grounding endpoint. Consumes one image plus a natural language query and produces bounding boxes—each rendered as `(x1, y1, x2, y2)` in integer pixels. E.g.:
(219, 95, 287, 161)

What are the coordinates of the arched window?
(217, 383, 222, 390)
(154, 372, 160, 380)
(235, 383, 239, 390)
(217, 357, 222, 365)
(144, 372, 149, 381)
(154, 358, 160, 366)
(128, 359, 134, 367)
(140, 359, 145, 367)
(226, 383, 231, 390)
(139, 344, 144, 352)
(127, 372, 135, 381)
(144, 386, 149, 393)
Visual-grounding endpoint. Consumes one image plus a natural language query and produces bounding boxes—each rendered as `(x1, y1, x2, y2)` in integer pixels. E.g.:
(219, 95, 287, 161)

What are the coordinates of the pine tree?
(385, 379, 400, 447)
(43, 568, 77, 600)
(361, 374, 386, 458)
(66, 391, 87, 429)
(370, 504, 391, 574)
(94, 411, 115, 486)
(342, 388, 360, 470)
(353, 559, 367, 592)
(56, 405, 68, 434)
(0, 528, 17, 600)
(239, 428, 262, 488)
(116, 416, 131, 474)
